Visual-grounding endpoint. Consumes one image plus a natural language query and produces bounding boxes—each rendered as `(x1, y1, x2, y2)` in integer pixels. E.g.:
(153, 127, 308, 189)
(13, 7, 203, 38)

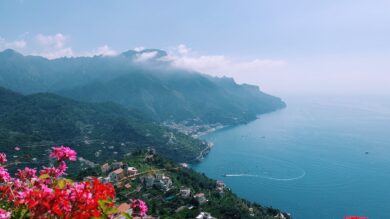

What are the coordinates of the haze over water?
(194, 96, 390, 219)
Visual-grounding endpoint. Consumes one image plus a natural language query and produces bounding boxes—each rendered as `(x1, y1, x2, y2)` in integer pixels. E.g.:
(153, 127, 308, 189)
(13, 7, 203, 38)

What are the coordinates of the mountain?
(0, 49, 286, 126)
(0, 87, 208, 172)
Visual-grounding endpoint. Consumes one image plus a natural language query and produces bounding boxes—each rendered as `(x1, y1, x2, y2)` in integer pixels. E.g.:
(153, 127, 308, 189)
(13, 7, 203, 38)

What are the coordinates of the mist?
(237, 56, 390, 97)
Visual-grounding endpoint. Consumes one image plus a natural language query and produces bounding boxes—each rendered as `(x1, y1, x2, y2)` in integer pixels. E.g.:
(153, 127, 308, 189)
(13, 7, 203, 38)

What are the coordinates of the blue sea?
(193, 96, 390, 219)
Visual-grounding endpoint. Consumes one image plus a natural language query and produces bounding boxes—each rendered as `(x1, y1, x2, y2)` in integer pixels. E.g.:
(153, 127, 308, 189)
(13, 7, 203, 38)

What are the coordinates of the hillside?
(77, 151, 291, 219)
(0, 49, 286, 126)
(0, 87, 207, 172)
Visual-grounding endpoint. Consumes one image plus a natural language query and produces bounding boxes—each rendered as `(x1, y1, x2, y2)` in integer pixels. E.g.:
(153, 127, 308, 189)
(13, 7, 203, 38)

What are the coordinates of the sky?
(0, 0, 389, 96)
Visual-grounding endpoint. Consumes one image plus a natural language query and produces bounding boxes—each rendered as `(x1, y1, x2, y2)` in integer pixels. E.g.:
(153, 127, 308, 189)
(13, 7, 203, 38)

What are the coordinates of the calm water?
(194, 96, 390, 219)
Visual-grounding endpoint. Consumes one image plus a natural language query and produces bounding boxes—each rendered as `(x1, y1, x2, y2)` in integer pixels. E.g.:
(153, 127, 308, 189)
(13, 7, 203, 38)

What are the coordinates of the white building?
(154, 175, 172, 191)
(127, 167, 138, 176)
(180, 187, 191, 198)
(194, 193, 208, 204)
(274, 212, 287, 219)
(144, 175, 155, 188)
(196, 212, 216, 219)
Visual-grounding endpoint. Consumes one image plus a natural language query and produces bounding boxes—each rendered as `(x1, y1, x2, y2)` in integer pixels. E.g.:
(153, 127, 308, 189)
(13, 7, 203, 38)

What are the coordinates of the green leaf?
(121, 213, 132, 219)
(39, 174, 50, 180)
(105, 207, 118, 215)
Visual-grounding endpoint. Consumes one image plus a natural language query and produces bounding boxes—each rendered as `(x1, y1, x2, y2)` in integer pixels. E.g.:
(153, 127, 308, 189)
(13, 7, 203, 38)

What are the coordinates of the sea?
(193, 96, 390, 219)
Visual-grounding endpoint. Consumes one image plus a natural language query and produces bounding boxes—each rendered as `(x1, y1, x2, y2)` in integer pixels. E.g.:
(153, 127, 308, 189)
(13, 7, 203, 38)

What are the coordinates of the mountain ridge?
(0, 49, 286, 126)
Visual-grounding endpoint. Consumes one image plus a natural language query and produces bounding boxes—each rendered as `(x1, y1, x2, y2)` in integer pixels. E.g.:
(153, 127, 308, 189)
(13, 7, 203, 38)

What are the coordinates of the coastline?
(164, 105, 287, 164)
(195, 141, 214, 161)
(192, 110, 286, 161)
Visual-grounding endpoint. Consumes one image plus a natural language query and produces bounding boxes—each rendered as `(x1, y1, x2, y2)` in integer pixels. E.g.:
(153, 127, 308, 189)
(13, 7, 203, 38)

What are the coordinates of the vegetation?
(0, 147, 125, 219)
(0, 87, 207, 173)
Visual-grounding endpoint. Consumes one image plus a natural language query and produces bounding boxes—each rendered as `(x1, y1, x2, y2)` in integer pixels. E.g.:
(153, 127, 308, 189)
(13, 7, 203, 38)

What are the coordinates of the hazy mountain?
(0, 87, 207, 171)
(0, 49, 286, 125)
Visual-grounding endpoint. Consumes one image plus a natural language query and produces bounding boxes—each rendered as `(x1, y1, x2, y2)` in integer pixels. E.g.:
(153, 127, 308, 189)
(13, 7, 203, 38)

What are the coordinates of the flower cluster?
(15, 167, 37, 181)
(49, 146, 77, 161)
(0, 167, 11, 183)
(0, 208, 11, 219)
(130, 199, 148, 217)
(0, 146, 147, 219)
(0, 153, 7, 164)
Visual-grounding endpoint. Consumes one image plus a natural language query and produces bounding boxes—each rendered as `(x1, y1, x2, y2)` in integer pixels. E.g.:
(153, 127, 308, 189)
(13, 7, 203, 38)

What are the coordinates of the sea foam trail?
(225, 170, 306, 181)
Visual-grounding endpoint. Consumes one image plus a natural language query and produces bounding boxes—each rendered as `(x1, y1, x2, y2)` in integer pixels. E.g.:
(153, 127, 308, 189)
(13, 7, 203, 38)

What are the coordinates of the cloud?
(80, 45, 117, 57)
(166, 44, 286, 81)
(10, 40, 27, 49)
(176, 44, 190, 55)
(96, 45, 117, 56)
(0, 37, 27, 50)
(166, 45, 390, 96)
(134, 46, 145, 52)
(35, 33, 73, 59)
(36, 33, 67, 49)
(37, 48, 73, 59)
(3, 33, 118, 59)
(135, 51, 158, 62)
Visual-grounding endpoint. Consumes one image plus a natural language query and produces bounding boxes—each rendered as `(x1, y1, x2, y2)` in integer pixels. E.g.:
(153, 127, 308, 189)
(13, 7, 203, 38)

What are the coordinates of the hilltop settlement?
(77, 150, 291, 219)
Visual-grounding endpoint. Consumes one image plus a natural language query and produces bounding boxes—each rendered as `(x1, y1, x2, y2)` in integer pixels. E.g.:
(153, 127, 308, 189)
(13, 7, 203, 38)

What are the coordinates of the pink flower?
(131, 199, 148, 216)
(39, 161, 68, 178)
(0, 150, 119, 218)
(12, 179, 24, 190)
(50, 146, 77, 161)
(0, 208, 11, 219)
(14, 146, 21, 151)
(0, 167, 11, 183)
(57, 161, 68, 175)
(0, 153, 7, 164)
(16, 167, 37, 180)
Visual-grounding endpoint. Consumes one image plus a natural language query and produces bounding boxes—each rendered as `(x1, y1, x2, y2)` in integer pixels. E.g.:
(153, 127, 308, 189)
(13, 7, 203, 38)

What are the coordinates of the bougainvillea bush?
(0, 146, 147, 219)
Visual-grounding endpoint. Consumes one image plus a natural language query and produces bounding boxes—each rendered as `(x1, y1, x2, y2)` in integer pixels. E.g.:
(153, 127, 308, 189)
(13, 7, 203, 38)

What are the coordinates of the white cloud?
(35, 33, 73, 59)
(3, 33, 119, 59)
(166, 44, 286, 82)
(12, 40, 27, 49)
(77, 45, 118, 57)
(176, 44, 190, 55)
(38, 48, 74, 60)
(0, 37, 27, 50)
(36, 33, 67, 49)
(135, 51, 158, 62)
(134, 46, 145, 52)
(94, 45, 117, 56)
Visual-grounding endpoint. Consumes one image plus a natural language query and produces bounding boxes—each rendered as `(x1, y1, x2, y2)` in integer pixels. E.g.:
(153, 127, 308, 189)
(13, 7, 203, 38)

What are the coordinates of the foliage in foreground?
(0, 146, 147, 219)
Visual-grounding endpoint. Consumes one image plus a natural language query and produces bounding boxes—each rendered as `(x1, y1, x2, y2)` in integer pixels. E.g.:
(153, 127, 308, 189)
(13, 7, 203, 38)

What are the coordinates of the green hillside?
(0, 87, 207, 172)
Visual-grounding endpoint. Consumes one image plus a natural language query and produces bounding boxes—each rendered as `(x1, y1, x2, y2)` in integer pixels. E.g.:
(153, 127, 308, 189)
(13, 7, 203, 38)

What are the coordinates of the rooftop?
(113, 168, 124, 175)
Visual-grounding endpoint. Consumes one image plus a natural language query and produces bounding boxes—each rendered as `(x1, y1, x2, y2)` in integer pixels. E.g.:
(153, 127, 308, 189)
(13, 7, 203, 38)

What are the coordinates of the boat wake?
(224, 170, 306, 181)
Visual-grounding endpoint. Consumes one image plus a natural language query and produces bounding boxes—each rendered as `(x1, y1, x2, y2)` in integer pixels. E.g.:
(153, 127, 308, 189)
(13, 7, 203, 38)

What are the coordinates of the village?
(162, 120, 225, 138)
(81, 150, 287, 219)
(82, 152, 225, 219)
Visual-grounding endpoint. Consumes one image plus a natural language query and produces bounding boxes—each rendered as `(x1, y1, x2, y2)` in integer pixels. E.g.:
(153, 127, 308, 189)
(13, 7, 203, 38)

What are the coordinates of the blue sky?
(1, 0, 389, 95)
